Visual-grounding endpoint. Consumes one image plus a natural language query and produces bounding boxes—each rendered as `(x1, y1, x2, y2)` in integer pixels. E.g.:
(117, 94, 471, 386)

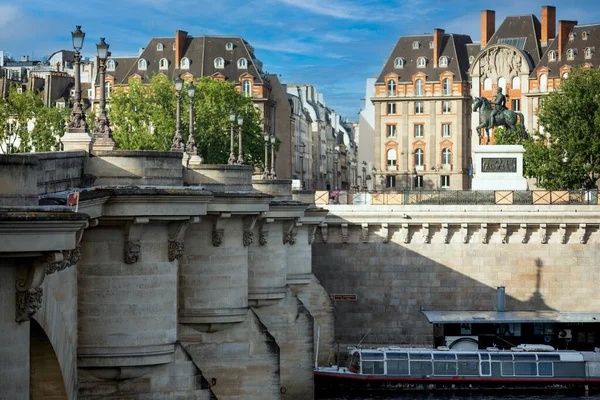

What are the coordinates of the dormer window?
(238, 57, 248, 68)
(181, 57, 190, 69)
(107, 59, 116, 71)
(429, 41, 434, 49)
(226, 42, 233, 51)
(173, 43, 176, 50)
(412, 41, 420, 49)
(159, 58, 169, 70)
(138, 59, 147, 70)
(394, 57, 405, 68)
(439, 56, 448, 67)
(583, 31, 589, 40)
(585, 47, 594, 59)
(548, 50, 557, 62)
(214, 57, 225, 69)
(569, 32, 576, 41)
(469, 56, 475, 64)
(242, 80, 251, 96)
(157, 43, 164, 51)
(417, 57, 427, 68)
(567, 48, 575, 60)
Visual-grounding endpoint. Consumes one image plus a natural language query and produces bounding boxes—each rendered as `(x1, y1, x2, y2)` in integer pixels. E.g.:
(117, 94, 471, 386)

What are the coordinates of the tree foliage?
(526, 67, 600, 189)
(109, 75, 265, 166)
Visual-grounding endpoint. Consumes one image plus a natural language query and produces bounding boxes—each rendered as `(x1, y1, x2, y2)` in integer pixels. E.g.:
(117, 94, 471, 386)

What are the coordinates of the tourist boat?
(314, 344, 600, 396)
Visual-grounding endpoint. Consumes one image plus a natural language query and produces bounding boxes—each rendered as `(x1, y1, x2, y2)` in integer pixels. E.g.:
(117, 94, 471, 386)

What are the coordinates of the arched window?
(562, 71, 569, 79)
(107, 59, 116, 71)
(585, 47, 593, 59)
(548, 50, 557, 62)
(512, 76, 520, 90)
(442, 78, 451, 95)
(387, 149, 397, 168)
(226, 42, 233, 50)
(569, 32, 576, 41)
(214, 57, 225, 69)
(567, 49, 575, 60)
(159, 58, 169, 70)
(242, 80, 251, 96)
(181, 57, 190, 69)
(498, 77, 506, 93)
(387, 79, 396, 96)
(415, 79, 424, 96)
(469, 56, 475, 64)
(412, 41, 420, 49)
(138, 59, 147, 70)
(414, 149, 424, 167)
(429, 41, 434, 49)
(483, 77, 492, 90)
(156, 43, 164, 51)
(539, 73, 547, 92)
(238, 58, 248, 68)
(442, 148, 451, 165)
(417, 57, 426, 68)
(394, 57, 404, 68)
(583, 31, 589, 40)
(439, 57, 448, 67)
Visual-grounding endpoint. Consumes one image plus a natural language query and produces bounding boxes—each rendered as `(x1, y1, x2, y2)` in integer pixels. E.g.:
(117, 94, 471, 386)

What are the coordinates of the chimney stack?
(558, 20, 578, 60)
(481, 10, 496, 48)
(433, 28, 445, 68)
(541, 6, 556, 47)
(175, 30, 188, 69)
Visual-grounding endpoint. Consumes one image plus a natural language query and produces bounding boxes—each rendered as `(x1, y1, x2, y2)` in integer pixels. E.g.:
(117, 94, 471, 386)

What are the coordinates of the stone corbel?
(481, 223, 488, 244)
(259, 218, 274, 246)
(308, 224, 318, 245)
(320, 223, 328, 243)
(578, 224, 587, 244)
(461, 224, 468, 243)
(46, 247, 81, 275)
(243, 215, 259, 247)
(212, 213, 231, 247)
(401, 223, 409, 244)
(520, 223, 528, 244)
(360, 223, 369, 243)
(381, 223, 389, 243)
(283, 219, 301, 245)
(15, 252, 63, 323)
(124, 217, 149, 264)
(421, 223, 430, 244)
(441, 224, 449, 244)
(341, 223, 349, 243)
(500, 223, 508, 244)
(539, 224, 548, 244)
(168, 217, 200, 262)
(559, 223, 567, 244)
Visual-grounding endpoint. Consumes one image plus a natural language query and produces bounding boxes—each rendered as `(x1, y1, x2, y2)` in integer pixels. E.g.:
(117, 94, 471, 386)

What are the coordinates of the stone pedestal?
(61, 129, 92, 152)
(472, 145, 528, 190)
(91, 136, 116, 151)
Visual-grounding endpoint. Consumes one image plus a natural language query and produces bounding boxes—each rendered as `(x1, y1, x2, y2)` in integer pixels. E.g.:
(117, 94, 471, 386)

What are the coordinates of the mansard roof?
(376, 33, 473, 84)
(485, 15, 542, 70)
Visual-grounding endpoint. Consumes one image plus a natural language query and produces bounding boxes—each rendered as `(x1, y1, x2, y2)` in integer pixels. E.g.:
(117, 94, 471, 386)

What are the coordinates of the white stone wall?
(248, 221, 286, 303)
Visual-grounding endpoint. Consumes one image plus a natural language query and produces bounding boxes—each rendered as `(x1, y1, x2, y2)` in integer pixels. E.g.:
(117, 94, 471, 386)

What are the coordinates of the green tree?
(30, 103, 70, 152)
(528, 67, 600, 189)
(0, 86, 38, 153)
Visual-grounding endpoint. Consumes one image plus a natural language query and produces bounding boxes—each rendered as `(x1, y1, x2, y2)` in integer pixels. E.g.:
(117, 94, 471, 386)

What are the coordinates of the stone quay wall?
(312, 204, 600, 347)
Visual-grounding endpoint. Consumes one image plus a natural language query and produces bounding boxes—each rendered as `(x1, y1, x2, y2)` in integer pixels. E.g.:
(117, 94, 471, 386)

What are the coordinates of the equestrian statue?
(472, 87, 527, 144)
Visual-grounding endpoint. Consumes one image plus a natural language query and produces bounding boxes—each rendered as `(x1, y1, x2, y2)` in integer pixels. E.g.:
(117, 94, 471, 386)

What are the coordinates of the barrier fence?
(312, 190, 599, 206)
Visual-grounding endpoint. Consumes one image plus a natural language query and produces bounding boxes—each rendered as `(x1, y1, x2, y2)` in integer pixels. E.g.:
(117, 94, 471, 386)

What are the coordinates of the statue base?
(471, 145, 528, 190)
(91, 136, 117, 151)
(62, 128, 93, 152)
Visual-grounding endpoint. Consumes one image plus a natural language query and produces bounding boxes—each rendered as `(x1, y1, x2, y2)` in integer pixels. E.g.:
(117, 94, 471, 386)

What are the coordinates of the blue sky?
(1, 0, 599, 120)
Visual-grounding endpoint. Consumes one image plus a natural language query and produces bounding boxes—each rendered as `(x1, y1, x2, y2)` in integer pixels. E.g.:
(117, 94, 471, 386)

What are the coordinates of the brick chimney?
(433, 28, 445, 68)
(481, 10, 495, 48)
(558, 20, 578, 60)
(175, 30, 188, 69)
(541, 6, 556, 47)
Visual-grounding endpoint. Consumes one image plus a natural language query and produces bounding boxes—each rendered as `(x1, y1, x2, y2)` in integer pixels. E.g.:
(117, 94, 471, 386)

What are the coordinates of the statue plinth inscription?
(481, 157, 517, 173)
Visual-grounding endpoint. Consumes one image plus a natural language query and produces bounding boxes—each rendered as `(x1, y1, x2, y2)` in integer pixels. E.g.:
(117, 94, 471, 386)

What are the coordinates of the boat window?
(515, 362, 537, 376)
(514, 353, 536, 361)
(362, 360, 385, 375)
(386, 352, 408, 360)
(538, 362, 553, 376)
(362, 352, 384, 360)
(387, 359, 409, 375)
(457, 354, 478, 361)
(479, 353, 490, 360)
(537, 354, 560, 361)
(491, 353, 513, 361)
(434, 353, 456, 360)
(481, 362, 491, 375)
(502, 361, 514, 376)
(410, 361, 433, 376)
(434, 360, 457, 376)
(410, 353, 432, 360)
(491, 362, 502, 377)
(349, 352, 360, 373)
(457, 354, 480, 376)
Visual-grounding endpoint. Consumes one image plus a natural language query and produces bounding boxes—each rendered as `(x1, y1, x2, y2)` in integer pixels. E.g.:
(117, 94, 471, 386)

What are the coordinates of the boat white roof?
(422, 310, 600, 324)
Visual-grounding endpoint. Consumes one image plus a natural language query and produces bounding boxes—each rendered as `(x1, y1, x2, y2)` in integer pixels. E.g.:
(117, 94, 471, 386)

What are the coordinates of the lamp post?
(334, 145, 340, 191)
(68, 25, 88, 132)
(350, 159, 358, 191)
(411, 168, 417, 190)
(299, 141, 306, 190)
(371, 166, 377, 192)
(262, 132, 270, 179)
(270, 134, 277, 179)
(236, 114, 244, 165)
(171, 77, 184, 151)
(362, 161, 367, 191)
(186, 82, 197, 156)
(92, 37, 115, 149)
(228, 111, 236, 165)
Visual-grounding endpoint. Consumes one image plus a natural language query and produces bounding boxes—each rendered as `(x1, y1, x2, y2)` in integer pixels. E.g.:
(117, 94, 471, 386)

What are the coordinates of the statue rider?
(489, 87, 506, 130)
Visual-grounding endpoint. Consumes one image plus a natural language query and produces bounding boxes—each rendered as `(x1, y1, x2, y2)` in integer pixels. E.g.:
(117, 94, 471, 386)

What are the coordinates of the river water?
(322, 394, 599, 400)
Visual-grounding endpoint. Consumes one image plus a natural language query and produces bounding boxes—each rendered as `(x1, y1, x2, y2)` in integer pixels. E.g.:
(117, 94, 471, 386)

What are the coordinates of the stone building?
(372, 5, 600, 190)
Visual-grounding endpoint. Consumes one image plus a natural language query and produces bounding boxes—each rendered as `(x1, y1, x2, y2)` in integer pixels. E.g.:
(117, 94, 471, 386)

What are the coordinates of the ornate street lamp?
(171, 77, 184, 151)
(334, 145, 340, 191)
(186, 82, 197, 156)
(350, 159, 357, 191)
(228, 110, 236, 165)
(68, 25, 88, 131)
(92, 37, 115, 148)
(371, 166, 377, 191)
(270, 133, 277, 179)
(262, 132, 270, 179)
(299, 141, 306, 190)
(236, 114, 244, 165)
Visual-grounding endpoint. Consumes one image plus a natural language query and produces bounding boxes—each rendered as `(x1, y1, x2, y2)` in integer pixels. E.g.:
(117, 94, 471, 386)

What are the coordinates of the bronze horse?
(472, 96, 527, 144)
